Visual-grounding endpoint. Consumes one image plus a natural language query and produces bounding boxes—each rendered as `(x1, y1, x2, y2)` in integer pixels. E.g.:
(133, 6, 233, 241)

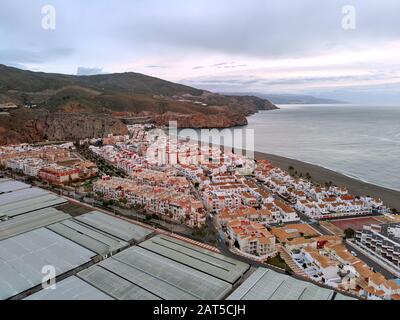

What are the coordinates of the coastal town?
(1, 123, 400, 300)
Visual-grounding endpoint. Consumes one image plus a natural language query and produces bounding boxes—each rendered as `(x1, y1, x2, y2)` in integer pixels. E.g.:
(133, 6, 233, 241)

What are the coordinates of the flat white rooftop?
(227, 267, 335, 300)
(0, 194, 67, 218)
(0, 180, 31, 194)
(0, 208, 70, 241)
(79, 246, 233, 300)
(139, 235, 249, 284)
(24, 276, 113, 300)
(0, 228, 95, 300)
(0, 187, 50, 206)
(75, 211, 153, 243)
(47, 219, 129, 257)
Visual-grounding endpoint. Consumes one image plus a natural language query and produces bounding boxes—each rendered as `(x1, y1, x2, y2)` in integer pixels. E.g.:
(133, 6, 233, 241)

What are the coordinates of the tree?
(344, 228, 355, 239)
(325, 181, 333, 188)
(96, 191, 104, 198)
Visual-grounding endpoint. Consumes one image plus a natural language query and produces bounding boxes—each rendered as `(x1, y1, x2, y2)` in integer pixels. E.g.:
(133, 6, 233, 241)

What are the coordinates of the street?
(344, 242, 397, 279)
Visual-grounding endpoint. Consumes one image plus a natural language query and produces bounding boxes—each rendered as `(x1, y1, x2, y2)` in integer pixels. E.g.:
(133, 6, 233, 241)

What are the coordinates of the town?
(1, 123, 400, 300)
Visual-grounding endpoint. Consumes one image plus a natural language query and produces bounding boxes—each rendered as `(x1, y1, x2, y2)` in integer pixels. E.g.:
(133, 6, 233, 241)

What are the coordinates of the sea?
(245, 104, 400, 191)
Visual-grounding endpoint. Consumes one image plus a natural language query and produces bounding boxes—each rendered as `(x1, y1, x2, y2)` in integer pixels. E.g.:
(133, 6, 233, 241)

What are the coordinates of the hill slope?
(223, 92, 345, 104)
(0, 64, 277, 145)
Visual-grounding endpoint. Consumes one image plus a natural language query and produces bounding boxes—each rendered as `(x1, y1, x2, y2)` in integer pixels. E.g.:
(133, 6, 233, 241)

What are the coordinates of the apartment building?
(227, 218, 276, 257)
(273, 200, 300, 222)
(39, 165, 80, 185)
(218, 207, 279, 227)
(93, 176, 205, 227)
(356, 223, 400, 269)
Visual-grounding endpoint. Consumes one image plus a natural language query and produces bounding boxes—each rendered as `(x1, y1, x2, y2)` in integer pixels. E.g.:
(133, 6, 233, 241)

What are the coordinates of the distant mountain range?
(222, 92, 346, 104)
(0, 64, 277, 145)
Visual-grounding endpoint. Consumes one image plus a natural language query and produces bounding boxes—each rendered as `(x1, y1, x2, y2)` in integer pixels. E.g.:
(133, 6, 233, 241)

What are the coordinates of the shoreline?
(175, 131, 400, 211)
(255, 151, 400, 211)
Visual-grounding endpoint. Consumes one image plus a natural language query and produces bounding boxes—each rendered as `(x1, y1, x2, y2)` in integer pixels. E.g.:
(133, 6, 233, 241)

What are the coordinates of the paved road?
(295, 209, 397, 279)
(297, 210, 397, 279)
(344, 242, 397, 279)
(206, 215, 294, 273)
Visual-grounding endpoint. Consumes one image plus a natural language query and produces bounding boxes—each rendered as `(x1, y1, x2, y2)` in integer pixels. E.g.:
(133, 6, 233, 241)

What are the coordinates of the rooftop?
(25, 276, 113, 300)
(0, 228, 95, 300)
(139, 235, 249, 284)
(227, 267, 336, 300)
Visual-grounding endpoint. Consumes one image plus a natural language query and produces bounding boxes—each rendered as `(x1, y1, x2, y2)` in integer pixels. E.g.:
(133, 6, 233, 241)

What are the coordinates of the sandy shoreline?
(255, 151, 400, 211)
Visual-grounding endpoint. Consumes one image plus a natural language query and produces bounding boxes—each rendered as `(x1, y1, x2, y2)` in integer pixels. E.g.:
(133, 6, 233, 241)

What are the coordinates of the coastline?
(255, 151, 400, 211)
(176, 130, 400, 211)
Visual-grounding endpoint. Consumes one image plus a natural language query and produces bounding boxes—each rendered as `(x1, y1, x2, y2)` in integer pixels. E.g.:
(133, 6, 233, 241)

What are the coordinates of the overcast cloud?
(1, 0, 400, 102)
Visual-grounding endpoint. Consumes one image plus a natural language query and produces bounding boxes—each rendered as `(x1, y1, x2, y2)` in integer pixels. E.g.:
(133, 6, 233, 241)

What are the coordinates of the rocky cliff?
(152, 111, 248, 128)
(0, 64, 277, 145)
(0, 109, 128, 145)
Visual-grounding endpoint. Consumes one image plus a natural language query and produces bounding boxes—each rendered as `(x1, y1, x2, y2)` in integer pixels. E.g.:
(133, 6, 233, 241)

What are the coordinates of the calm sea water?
(246, 104, 400, 191)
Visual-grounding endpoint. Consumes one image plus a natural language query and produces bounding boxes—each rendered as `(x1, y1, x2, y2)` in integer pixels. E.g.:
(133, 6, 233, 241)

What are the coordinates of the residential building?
(39, 165, 80, 185)
(227, 218, 276, 257)
(355, 223, 400, 270)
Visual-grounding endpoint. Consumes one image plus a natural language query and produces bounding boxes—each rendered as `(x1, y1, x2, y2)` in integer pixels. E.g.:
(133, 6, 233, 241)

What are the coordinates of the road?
(298, 210, 398, 279)
(269, 189, 399, 279)
(344, 242, 397, 279)
(206, 215, 294, 272)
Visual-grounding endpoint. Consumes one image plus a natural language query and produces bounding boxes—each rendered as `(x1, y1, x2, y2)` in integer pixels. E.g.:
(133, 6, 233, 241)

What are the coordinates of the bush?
(344, 228, 355, 239)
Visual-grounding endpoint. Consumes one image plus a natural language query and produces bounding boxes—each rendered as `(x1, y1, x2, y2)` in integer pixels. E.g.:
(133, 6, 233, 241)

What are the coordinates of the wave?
(257, 149, 400, 192)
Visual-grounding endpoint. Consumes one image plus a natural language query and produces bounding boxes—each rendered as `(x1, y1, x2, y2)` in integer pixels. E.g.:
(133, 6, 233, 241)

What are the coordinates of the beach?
(247, 105, 400, 192)
(255, 151, 400, 211)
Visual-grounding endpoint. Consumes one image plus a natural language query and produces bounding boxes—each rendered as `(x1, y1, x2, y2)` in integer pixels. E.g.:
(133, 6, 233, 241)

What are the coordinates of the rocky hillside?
(0, 64, 277, 145)
(0, 109, 129, 146)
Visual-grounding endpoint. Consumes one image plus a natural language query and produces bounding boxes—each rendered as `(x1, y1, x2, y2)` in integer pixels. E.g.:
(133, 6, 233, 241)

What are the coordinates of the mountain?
(0, 64, 277, 145)
(222, 92, 346, 104)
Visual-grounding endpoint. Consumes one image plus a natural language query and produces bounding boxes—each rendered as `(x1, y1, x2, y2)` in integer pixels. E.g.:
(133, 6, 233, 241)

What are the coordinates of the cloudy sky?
(1, 0, 400, 103)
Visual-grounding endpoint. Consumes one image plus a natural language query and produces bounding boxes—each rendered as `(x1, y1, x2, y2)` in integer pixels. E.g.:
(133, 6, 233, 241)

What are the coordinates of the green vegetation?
(344, 228, 356, 239)
(0, 64, 277, 146)
(266, 253, 290, 271)
(56, 202, 92, 217)
(304, 235, 318, 239)
(191, 225, 216, 245)
(325, 181, 333, 188)
(76, 144, 127, 178)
